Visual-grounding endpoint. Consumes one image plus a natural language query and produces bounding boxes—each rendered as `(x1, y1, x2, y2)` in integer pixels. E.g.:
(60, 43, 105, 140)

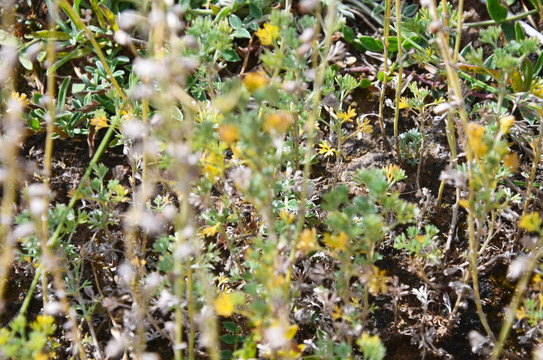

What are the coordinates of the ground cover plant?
(1, 0, 543, 358)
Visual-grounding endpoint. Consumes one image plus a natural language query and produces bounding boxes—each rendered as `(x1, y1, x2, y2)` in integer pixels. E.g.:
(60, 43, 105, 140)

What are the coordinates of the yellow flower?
(331, 305, 344, 320)
(503, 152, 519, 173)
(91, 112, 109, 130)
(318, 140, 337, 158)
(297, 228, 318, 254)
(458, 199, 470, 210)
(519, 212, 542, 233)
(516, 306, 527, 320)
(264, 112, 292, 133)
(214, 292, 235, 317)
(323, 232, 348, 252)
(30, 315, 56, 334)
(256, 23, 279, 46)
(218, 124, 239, 144)
(467, 122, 487, 158)
(500, 115, 515, 134)
(11, 92, 29, 107)
(200, 151, 225, 182)
(243, 71, 267, 92)
(367, 266, 388, 295)
(201, 222, 222, 238)
(337, 106, 356, 122)
(398, 97, 409, 109)
(357, 117, 373, 135)
(383, 164, 403, 184)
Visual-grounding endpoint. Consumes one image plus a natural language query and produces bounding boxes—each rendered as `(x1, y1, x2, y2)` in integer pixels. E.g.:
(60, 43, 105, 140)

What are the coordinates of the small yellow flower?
(331, 305, 344, 320)
(256, 23, 279, 46)
(500, 115, 515, 134)
(516, 306, 527, 320)
(519, 212, 541, 233)
(200, 151, 225, 182)
(323, 232, 348, 252)
(218, 124, 239, 144)
(503, 152, 519, 173)
(264, 112, 292, 133)
(201, 222, 222, 238)
(337, 106, 356, 122)
(458, 199, 470, 210)
(467, 122, 488, 158)
(398, 97, 409, 109)
(297, 228, 318, 254)
(383, 164, 402, 184)
(91, 112, 109, 130)
(214, 292, 235, 317)
(11, 92, 29, 107)
(367, 266, 389, 295)
(357, 117, 373, 135)
(243, 71, 267, 92)
(318, 140, 337, 158)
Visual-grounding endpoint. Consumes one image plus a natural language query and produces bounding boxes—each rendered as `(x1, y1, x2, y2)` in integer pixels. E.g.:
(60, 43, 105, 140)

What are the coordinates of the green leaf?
(388, 36, 398, 52)
(249, 3, 262, 18)
(342, 26, 355, 43)
(57, 76, 71, 112)
(216, 6, 232, 21)
(29, 117, 41, 131)
(402, 36, 420, 50)
(223, 321, 238, 332)
(358, 36, 384, 52)
(99, 3, 119, 32)
(222, 49, 241, 62)
(515, 21, 526, 41)
(402, 4, 419, 17)
(220, 334, 237, 345)
(534, 51, 543, 76)
(359, 78, 372, 88)
(89, 0, 105, 28)
(487, 0, 508, 22)
(322, 185, 349, 211)
(522, 58, 533, 91)
(501, 22, 515, 42)
(19, 53, 33, 70)
(32, 30, 72, 40)
(235, 28, 251, 39)
(220, 350, 233, 359)
(229, 14, 242, 29)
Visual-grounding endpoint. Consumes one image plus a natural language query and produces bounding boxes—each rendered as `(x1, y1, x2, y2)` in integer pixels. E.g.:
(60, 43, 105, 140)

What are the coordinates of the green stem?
(491, 241, 543, 359)
(393, 0, 404, 164)
(464, 9, 538, 27)
(378, 0, 392, 149)
(285, 0, 335, 293)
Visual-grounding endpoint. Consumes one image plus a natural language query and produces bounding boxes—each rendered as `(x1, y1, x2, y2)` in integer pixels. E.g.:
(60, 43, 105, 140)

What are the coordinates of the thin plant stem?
(0, 0, 22, 313)
(416, 111, 426, 190)
(521, 108, 543, 216)
(41, 0, 60, 311)
(425, 0, 495, 342)
(393, 0, 404, 164)
(285, 0, 335, 293)
(378, 0, 392, 149)
(491, 240, 543, 359)
(464, 9, 538, 27)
